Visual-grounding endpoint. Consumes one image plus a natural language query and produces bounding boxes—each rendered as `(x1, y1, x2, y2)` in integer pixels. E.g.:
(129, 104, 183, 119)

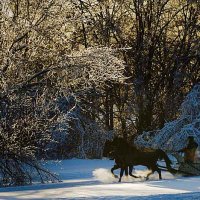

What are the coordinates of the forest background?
(0, 0, 199, 186)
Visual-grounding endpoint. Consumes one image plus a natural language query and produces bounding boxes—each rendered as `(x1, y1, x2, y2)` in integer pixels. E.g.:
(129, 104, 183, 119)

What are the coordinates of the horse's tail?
(159, 150, 172, 169)
(159, 150, 178, 175)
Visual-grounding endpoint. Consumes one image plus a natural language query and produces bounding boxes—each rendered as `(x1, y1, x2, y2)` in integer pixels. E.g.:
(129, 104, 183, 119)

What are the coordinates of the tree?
(0, 0, 125, 186)
(68, 0, 200, 138)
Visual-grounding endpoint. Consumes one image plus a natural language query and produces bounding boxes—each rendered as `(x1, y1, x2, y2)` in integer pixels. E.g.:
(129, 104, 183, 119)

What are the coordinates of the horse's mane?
(113, 137, 138, 153)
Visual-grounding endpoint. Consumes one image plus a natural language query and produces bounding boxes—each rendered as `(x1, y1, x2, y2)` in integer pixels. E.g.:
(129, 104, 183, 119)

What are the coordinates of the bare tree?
(0, 0, 125, 186)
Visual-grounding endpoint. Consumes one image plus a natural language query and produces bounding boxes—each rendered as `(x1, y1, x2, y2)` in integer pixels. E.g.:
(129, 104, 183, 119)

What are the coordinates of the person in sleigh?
(179, 136, 198, 163)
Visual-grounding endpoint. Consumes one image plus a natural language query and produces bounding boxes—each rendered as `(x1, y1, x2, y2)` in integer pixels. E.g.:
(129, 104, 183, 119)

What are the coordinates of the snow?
(0, 159, 200, 199)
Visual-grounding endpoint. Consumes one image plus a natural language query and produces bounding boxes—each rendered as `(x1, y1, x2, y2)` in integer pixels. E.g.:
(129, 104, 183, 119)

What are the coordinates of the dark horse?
(103, 137, 173, 182)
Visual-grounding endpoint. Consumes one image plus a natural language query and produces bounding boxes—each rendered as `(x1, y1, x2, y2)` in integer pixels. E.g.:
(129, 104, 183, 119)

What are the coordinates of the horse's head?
(113, 137, 127, 149)
(103, 137, 130, 158)
(103, 140, 115, 158)
(112, 137, 136, 155)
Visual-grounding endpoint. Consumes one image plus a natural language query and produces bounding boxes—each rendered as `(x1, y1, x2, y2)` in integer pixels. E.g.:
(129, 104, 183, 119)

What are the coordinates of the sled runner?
(178, 162, 200, 176)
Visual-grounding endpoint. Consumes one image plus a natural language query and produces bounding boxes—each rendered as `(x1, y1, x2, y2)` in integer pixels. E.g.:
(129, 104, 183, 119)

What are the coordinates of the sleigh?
(158, 153, 200, 176)
(172, 153, 200, 176)
(178, 163, 200, 176)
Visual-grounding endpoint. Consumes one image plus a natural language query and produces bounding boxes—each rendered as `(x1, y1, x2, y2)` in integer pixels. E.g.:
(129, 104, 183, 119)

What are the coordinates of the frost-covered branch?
(135, 84, 200, 152)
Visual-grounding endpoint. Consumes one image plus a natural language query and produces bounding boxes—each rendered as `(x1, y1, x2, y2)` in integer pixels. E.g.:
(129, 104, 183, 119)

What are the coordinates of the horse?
(103, 140, 135, 178)
(103, 137, 174, 182)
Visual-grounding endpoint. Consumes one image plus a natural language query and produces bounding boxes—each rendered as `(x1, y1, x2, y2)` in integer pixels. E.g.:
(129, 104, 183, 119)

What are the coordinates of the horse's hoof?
(114, 175, 118, 178)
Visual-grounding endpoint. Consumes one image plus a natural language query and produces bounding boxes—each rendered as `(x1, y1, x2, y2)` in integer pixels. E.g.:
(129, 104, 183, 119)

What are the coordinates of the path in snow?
(0, 159, 200, 199)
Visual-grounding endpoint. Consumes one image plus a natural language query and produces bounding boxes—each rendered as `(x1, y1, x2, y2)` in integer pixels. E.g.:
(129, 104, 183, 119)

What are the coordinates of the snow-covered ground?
(0, 159, 200, 199)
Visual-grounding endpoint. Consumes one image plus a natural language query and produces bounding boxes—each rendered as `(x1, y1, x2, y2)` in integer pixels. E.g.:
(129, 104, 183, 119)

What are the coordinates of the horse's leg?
(155, 166, 162, 180)
(146, 167, 153, 180)
(125, 167, 128, 176)
(128, 165, 139, 178)
(148, 165, 162, 180)
(119, 168, 125, 182)
(146, 171, 153, 180)
(111, 164, 119, 178)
